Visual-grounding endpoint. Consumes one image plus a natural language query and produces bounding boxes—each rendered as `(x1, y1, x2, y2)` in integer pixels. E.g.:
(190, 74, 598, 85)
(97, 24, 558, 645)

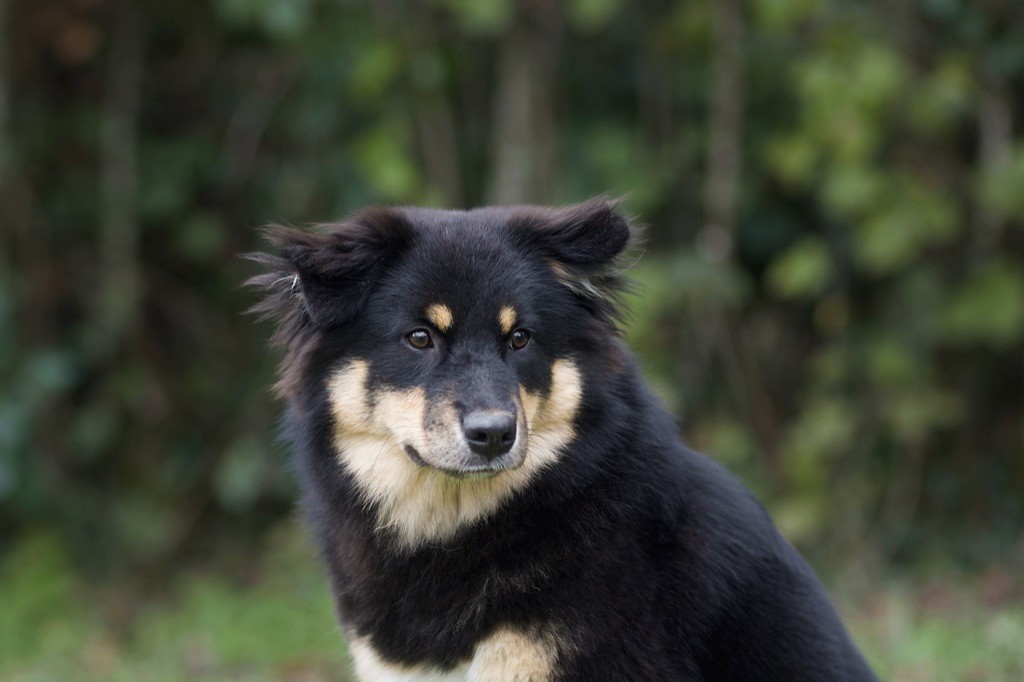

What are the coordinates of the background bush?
(1, 0, 1022, 587)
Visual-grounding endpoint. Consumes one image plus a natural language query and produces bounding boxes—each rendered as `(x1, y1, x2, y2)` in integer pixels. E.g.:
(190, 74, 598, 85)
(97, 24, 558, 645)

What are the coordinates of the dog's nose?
(462, 411, 517, 460)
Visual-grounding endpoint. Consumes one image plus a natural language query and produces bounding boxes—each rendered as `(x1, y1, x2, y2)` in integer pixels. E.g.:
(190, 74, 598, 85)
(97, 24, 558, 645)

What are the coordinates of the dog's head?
(249, 199, 636, 545)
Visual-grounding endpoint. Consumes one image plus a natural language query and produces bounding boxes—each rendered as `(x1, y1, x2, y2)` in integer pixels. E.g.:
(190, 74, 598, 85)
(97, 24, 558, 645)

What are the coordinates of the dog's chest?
(336, 507, 570, 679)
(349, 627, 560, 681)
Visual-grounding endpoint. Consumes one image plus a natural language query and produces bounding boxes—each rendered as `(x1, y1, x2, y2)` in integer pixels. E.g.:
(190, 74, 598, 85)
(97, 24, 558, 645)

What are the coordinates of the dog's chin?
(442, 469, 502, 481)
(403, 444, 524, 480)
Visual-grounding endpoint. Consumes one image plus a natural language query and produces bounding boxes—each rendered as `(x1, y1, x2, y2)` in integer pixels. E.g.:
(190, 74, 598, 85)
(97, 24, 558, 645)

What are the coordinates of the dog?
(248, 199, 875, 680)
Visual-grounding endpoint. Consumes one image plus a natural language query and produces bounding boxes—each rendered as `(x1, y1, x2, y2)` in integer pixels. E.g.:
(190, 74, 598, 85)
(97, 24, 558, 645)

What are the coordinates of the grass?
(846, 576, 1024, 680)
(1, 522, 1021, 681)
(0, 526, 353, 681)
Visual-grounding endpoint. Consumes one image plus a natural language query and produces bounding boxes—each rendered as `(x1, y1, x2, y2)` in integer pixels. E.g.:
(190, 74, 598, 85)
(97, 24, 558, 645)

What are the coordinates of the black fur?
(248, 199, 875, 680)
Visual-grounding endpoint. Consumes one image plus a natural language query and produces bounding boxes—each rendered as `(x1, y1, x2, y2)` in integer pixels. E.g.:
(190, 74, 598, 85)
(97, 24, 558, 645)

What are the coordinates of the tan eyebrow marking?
(499, 305, 517, 335)
(425, 303, 454, 332)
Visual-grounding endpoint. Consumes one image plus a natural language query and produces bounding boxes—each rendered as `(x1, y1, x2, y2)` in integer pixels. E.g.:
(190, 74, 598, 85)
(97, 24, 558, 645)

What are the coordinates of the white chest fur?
(349, 627, 563, 682)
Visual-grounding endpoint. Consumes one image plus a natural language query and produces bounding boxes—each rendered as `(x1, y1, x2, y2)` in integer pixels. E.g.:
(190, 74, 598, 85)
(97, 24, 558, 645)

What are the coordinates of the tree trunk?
(0, 0, 9, 184)
(974, 83, 1012, 257)
(488, 0, 561, 205)
(416, 95, 463, 206)
(703, 0, 781, 475)
(93, 0, 146, 358)
(704, 0, 743, 253)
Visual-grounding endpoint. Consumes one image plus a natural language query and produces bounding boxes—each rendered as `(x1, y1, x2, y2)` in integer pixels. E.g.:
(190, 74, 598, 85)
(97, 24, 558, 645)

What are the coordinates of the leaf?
(822, 165, 885, 219)
(214, 435, 273, 512)
(977, 145, 1024, 223)
(767, 236, 833, 298)
(906, 54, 973, 135)
(865, 336, 922, 387)
(214, 0, 313, 40)
(689, 415, 757, 471)
(175, 212, 227, 263)
(939, 261, 1024, 347)
(766, 133, 819, 187)
(854, 178, 960, 275)
(783, 398, 858, 485)
(753, 0, 823, 32)
(111, 494, 181, 560)
(350, 42, 403, 103)
(353, 120, 420, 200)
(440, 0, 513, 36)
(884, 388, 965, 444)
(568, 0, 625, 32)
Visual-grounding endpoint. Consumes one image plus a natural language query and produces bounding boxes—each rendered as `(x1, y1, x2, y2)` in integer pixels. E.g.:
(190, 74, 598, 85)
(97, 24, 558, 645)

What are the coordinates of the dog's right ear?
(246, 208, 412, 331)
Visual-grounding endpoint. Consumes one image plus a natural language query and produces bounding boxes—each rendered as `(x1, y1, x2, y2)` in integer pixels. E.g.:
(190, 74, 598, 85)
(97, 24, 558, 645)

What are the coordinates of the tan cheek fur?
(519, 359, 583, 473)
(328, 359, 583, 550)
(350, 627, 565, 682)
(328, 360, 373, 433)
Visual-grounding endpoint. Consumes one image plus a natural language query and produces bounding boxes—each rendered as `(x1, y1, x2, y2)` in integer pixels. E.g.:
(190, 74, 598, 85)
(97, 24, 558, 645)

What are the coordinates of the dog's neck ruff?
(328, 359, 583, 549)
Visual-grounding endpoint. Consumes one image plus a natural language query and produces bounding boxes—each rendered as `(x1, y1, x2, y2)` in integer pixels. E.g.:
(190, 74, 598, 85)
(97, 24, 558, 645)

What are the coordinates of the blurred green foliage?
(1, 0, 1022, 590)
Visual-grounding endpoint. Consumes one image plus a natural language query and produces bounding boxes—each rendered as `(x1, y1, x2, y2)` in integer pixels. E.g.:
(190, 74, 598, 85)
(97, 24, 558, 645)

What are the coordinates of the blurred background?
(2, 0, 1023, 678)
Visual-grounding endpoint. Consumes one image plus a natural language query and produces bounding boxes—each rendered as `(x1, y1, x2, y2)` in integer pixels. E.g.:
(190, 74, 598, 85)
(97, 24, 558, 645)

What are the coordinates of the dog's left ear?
(513, 198, 634, 272)
(510, 198, 637, 324)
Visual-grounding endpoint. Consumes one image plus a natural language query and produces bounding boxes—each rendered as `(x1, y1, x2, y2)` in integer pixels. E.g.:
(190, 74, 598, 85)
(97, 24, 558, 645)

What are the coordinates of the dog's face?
(251, 199, 633, 546)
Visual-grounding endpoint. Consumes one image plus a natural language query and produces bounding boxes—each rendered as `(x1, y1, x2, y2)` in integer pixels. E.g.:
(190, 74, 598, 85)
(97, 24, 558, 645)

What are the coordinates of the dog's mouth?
(403, 444, 522, 479)
(403, 444, 430, 467)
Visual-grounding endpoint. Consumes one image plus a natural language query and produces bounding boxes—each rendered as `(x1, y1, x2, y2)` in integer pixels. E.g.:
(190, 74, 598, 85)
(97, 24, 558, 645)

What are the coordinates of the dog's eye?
(509, 329, 530, 350)
(406, 329, 433, 350)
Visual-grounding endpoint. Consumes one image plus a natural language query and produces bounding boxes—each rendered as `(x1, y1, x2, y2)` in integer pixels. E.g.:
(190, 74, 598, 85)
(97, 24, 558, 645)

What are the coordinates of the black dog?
(248, 199, 875, 680)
